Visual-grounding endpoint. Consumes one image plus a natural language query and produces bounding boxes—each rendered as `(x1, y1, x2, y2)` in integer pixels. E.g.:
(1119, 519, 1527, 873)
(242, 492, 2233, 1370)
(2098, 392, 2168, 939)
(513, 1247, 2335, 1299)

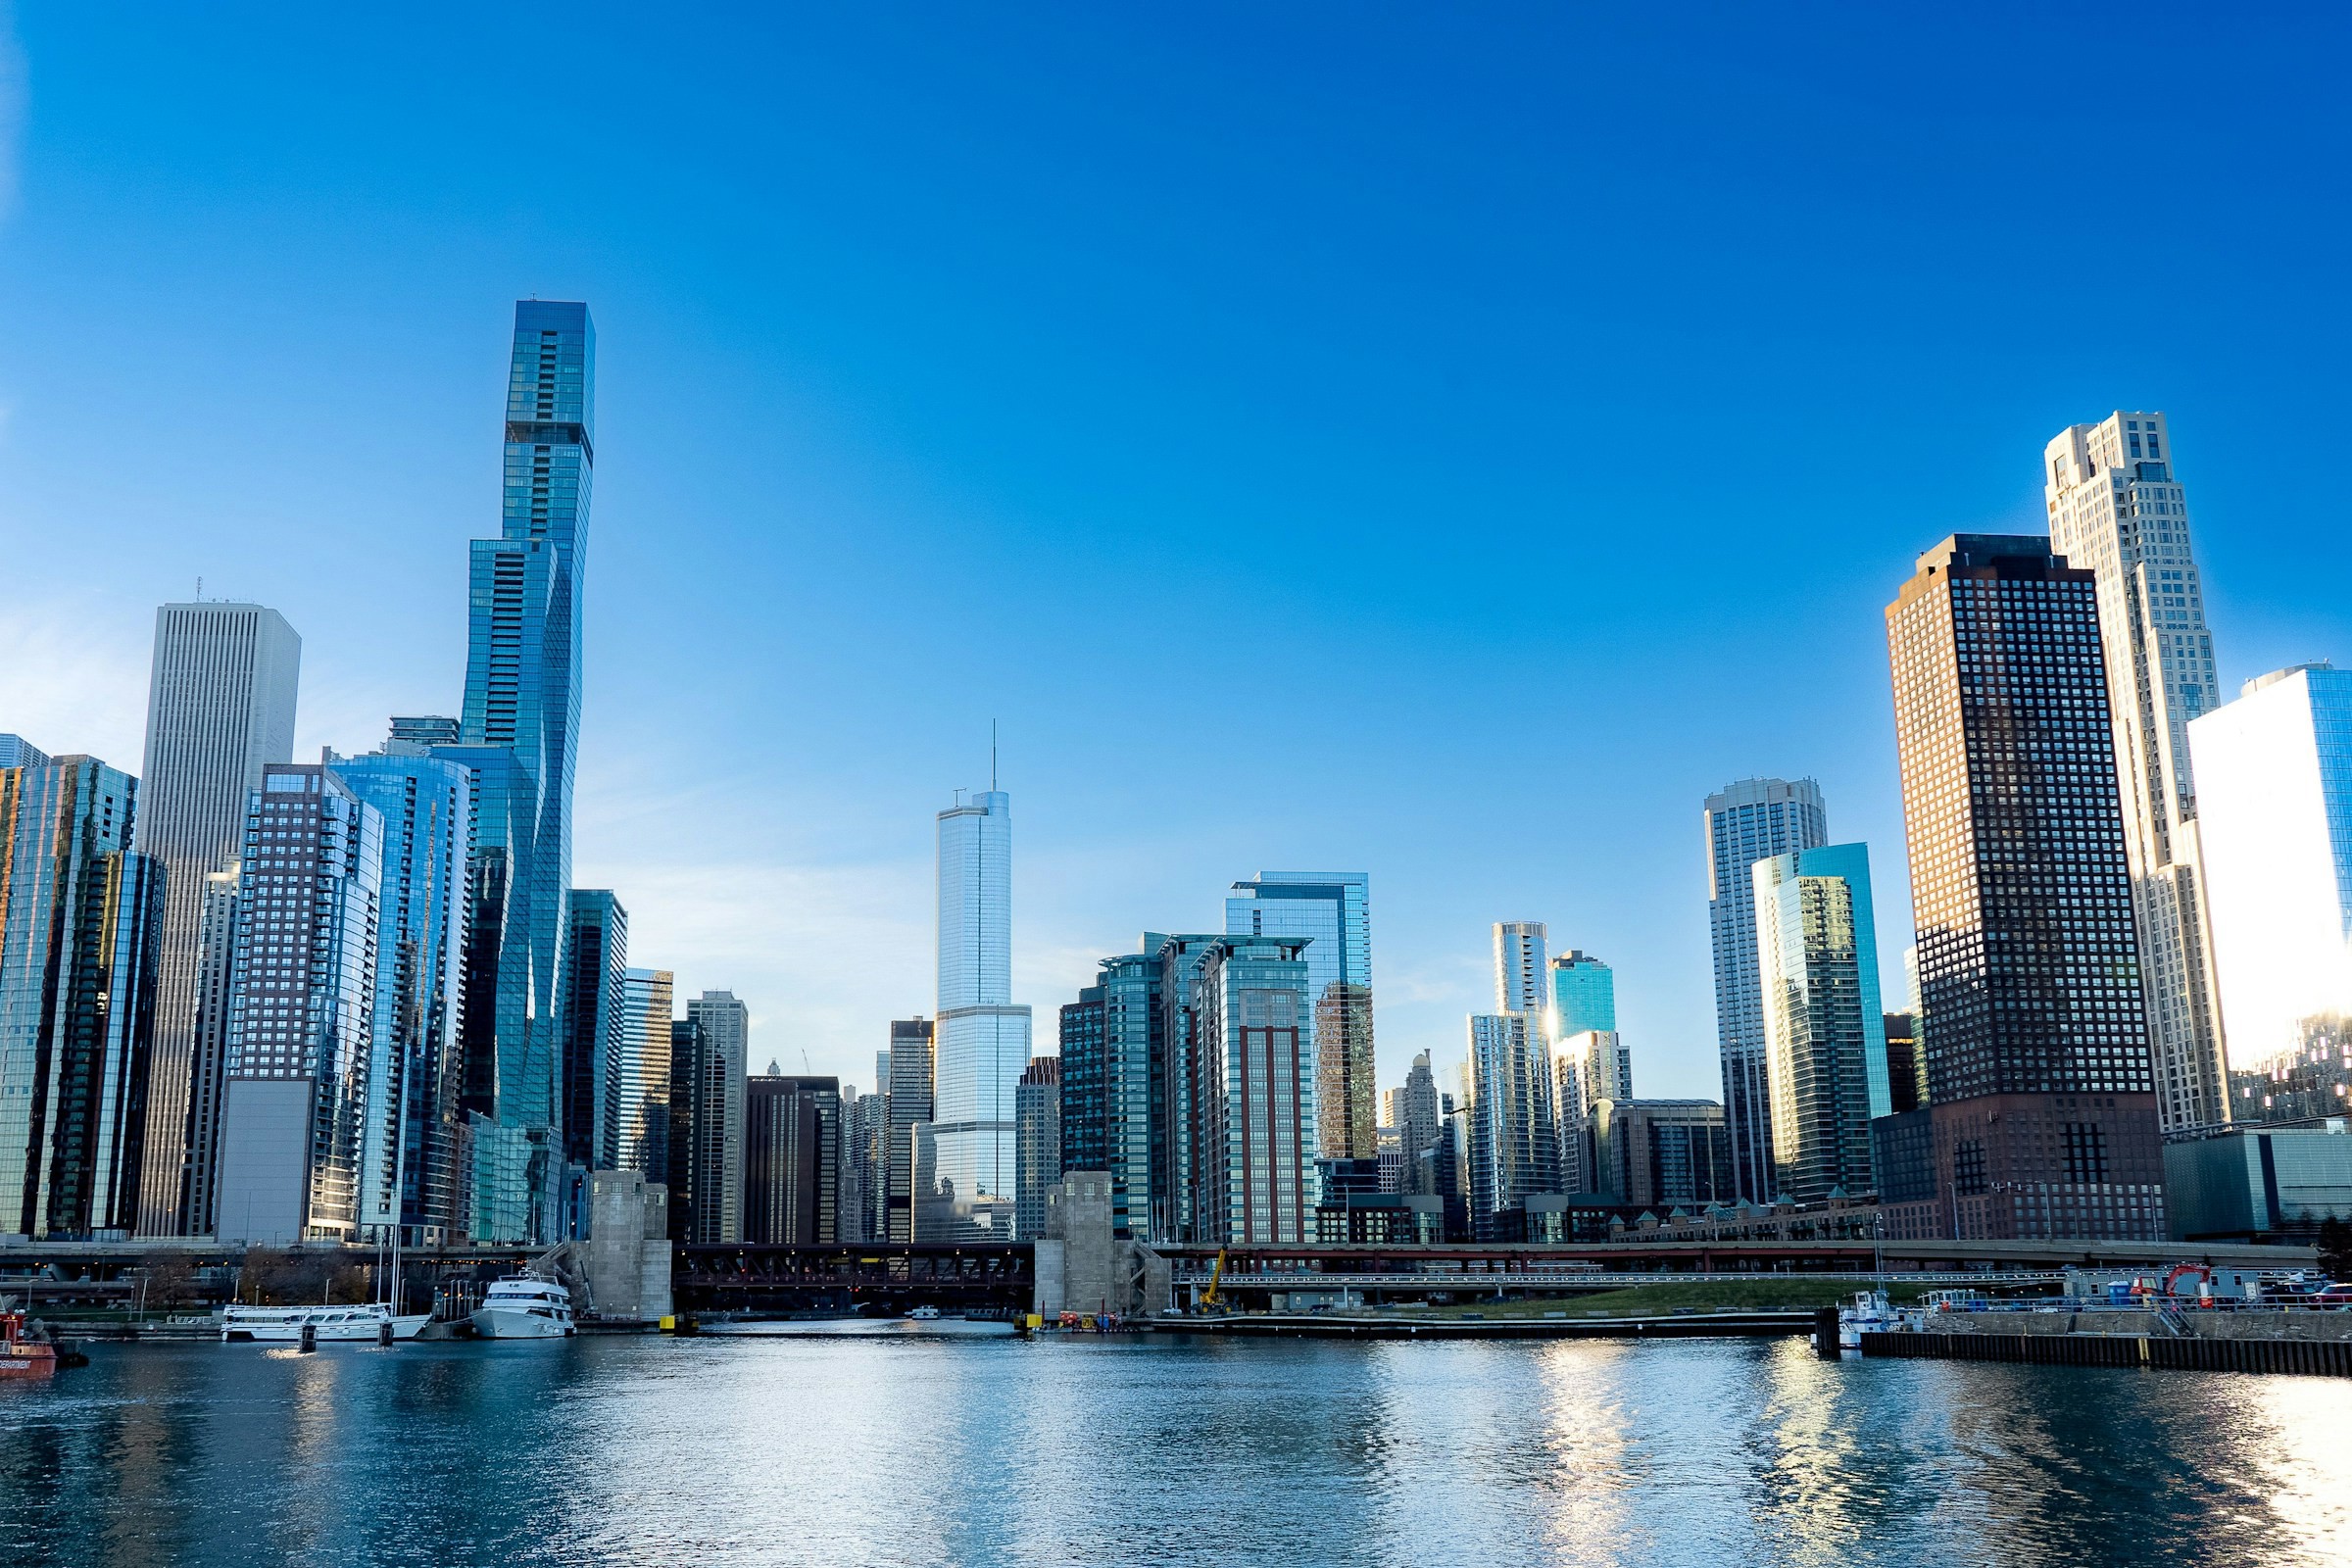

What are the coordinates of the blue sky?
(2, 6, 2347, 1099)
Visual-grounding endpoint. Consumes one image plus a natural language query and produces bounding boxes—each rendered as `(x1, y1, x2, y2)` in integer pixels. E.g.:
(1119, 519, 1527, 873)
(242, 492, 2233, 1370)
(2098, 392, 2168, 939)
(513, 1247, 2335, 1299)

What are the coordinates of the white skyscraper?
(2187, 663, 2352, 1070)
(2045, 412, 2230, 1130)
(927, 789, 1030, 1238)
(135, 602, 301, 1233)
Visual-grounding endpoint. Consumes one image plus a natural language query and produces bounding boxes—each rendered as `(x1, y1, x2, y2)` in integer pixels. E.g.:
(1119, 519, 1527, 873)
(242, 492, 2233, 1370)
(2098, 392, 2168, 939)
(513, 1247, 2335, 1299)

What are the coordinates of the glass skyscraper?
(560, 890, 629, 1175)
(1548, 951, 1616, 1038)
(1753, 843, 1887, 1203)
(330, 749, 473, 1246)
(133, 602, 301, 1234)
(1182, 935, 1315, 1244)
(1227, 873, 1372, 1159)
(0, 754, 162, 1239)
(455, 301, 595, 1243)
(928, 791, 1030, 1239)
(615, 968, 674, 1181)
(2188, 663, 2352, 1074)
(1704, 777, 1830, 1201)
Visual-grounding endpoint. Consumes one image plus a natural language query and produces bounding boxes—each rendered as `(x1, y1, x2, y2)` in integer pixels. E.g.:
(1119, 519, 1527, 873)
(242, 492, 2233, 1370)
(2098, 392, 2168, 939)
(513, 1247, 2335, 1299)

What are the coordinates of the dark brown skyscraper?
(744, 1073, 839, 1245)
(1885, 534, 2166, 1241)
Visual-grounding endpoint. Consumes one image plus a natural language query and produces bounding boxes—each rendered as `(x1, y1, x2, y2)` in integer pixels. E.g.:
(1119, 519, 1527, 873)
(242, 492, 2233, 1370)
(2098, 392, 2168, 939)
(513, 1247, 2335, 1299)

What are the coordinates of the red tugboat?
(0, 1311, 63, 1379)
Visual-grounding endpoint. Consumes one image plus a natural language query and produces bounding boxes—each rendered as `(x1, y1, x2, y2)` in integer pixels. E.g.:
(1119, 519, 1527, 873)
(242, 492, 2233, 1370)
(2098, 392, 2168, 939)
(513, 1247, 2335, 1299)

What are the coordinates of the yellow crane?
(1197, 1249, 1230, 1314)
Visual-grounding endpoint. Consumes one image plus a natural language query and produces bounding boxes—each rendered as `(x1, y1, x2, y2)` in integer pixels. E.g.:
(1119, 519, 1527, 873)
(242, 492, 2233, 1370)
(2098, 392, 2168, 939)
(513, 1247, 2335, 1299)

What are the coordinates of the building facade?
(2045, 414, 2230, 1132)
(1886, 534, 2167, 1242)
(1181, 935, 1315, 1244)
(1705, 777, 1830, 1202)
(1754, 843, 1887, 1203)
(1014, 1054, 1061, 1241)
(885, 1017, 933, 1241)
(2187, 663, 2352, 1083)
(1227, 875, 1372, 1161)
(1590, 1100, 1734, 1208)
(930, 791, 1029, 1240)
(616, 968, 673, 1181)
(0, 755, 162, 1238)
(744, 1072, 840, 1245)
(1549, 950, 1615, 1038)
(133, 602, 301, 1233)
(213, 765, 384, 1245)
(558, 890, 629, 1176)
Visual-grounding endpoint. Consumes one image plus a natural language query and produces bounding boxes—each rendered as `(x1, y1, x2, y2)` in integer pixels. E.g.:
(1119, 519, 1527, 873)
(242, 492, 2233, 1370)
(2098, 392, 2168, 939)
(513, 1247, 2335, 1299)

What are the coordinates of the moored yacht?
(469, 1275, 576, 1339)
(220, 1302, 430, 1343)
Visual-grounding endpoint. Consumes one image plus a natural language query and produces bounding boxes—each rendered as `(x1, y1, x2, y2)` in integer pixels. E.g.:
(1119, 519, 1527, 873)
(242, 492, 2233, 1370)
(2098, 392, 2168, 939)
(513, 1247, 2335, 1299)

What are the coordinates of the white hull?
(470, 1305, 575, 1339)
(222, 1308, 429, 1343)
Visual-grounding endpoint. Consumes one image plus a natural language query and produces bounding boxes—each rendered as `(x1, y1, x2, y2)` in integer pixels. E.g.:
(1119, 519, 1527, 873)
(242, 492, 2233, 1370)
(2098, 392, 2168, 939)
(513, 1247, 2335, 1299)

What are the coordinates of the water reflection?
(0, 1335, 2346, 1566)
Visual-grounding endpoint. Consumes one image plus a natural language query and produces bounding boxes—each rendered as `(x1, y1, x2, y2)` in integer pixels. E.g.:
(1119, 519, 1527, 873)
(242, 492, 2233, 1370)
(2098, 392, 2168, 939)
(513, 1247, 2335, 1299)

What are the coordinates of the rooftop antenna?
(992, 719, 999, 792)
(195, 577, 202, 601)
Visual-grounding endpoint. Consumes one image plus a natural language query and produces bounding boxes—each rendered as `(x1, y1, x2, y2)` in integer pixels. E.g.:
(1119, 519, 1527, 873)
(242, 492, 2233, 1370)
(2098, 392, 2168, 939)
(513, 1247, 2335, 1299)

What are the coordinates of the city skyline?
(4, 11, 2349, 1106)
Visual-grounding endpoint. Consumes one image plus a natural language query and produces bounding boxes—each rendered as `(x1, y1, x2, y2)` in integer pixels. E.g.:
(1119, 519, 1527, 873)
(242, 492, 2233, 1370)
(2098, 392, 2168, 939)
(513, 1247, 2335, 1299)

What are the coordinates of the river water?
(1, 1323, 2344, 1567)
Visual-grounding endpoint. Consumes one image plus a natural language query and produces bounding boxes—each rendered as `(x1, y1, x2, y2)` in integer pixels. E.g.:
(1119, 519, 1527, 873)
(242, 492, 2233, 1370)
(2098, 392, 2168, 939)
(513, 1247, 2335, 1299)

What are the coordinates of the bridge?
(671, 1243, 1034, 1315)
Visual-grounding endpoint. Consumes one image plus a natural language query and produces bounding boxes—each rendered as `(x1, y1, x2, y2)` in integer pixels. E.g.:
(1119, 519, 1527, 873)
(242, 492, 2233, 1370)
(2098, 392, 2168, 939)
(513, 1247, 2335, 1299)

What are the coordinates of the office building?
(1552, 1028, 1629, 1194)
(1228, 874, 1373, 1161)
(744, 1072, 840, 1245)
(330, 749, 473, 1246)
(1466, 921, 1562, 1236)
(1591, 1101, 1734, 1208)
(1549, 950, 1615, 1039)
(667, 1001, 745, 1246)
(1179, 935, 1315, 1244)
(0, 736, 50, 769)
(1884, 1012, 1926, 1114)
(1754, 843, 1888, 1203)
(180, 862, 243, 1235)
(1393, 1050, 1442, 1194)
(885, 1017, 933, 1241)
(616, 968, 673, 1180)
(454, 301, 597, 1241)
(2189, 663, 2352, 1085)
(1061, 941, 1183, 1241)
(558, 891, 629, 1175)
(213, 765, 384, 1245)
(133, 602, 301, 1233)
(2046, 414, 2230, 1131)
(0, 755, 163, 1238)
(1706, 777, 1829, 1201)
(929, 790, 1029, 1240)
(2164, 1125, 2352, 1242)
(1014, 1054, 1061, 1241)
(1886, 534, 2166, 1241)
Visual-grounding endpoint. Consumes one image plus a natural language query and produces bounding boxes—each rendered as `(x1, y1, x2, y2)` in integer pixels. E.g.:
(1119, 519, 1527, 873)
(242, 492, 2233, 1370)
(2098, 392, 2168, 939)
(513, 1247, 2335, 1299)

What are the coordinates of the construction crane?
(1197, 1249, 1230, 1315)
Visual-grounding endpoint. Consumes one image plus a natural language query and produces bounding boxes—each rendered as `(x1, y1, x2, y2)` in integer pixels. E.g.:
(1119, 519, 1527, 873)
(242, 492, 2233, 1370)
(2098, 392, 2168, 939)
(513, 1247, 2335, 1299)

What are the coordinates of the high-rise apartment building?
(2045, 413, 2230, 1131)
(1228, 874, 1371, 1162)
(1493, 921, 1546, 1013)
(885, 1017, 933, 1241)
(1590, 1100, 1734, 1207)
(0, 755, 163, 1238)
(133, 602, 300, 1233)
(1753, 844, 1887, 1203)
(684, 992, 747, 1243)
(1061, 940, 1189, 1240)
(744, 1072, 839, 1245)
(456, 301, 597, 1241)
(1553, 1027, 1631, 1195)
(214, 765, 384, 1245)
(181, 863, 243, 1235)
(1014, 1054, 1061, 1241)
(616, 968, 673, 1180)
(2189, 663, 2352, 1093)
(1549, 951, 1616, 1038)
(0, 736, 51, 768)
(1886, 534, 2166, 1241)
(330, 750, 473, 1245)
(1179, 935, 1315, 1244)
(1705, 777, 1829, 1202)
(559, 891, 629, 1175)
(1466, 924, 1561, 1237)
(930, 790, 1030, 1240)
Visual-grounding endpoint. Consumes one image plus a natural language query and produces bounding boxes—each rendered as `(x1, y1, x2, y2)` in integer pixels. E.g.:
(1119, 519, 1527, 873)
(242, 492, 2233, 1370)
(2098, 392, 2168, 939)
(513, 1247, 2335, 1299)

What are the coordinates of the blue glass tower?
(454, 300, 594, 1243)
(1226, 873, 1374, 1159)
(1548, 951, 1617, 1038)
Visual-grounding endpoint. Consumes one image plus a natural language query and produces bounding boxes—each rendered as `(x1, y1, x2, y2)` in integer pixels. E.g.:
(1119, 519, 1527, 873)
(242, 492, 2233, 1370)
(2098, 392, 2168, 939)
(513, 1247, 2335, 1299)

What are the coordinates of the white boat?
(220, 1302, 429, 1343)
(1837, 1289, 1899, 1349)
(469, 1275, 576, 1339)
(906, 1305, 942, 1321)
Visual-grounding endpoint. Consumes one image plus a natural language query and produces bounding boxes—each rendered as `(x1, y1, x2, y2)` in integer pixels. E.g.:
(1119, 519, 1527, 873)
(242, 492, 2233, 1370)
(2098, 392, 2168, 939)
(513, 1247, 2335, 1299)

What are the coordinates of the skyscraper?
(885, 1017, 933, 1241)
(931, 791, 1030, 1240)
(1181, 935, 1315, 1244)
(1705, 777, 1830, 1201)
(213, 764, 384, 1245)
(667, 997, 746, 1245)
(1886, 534, 2165, 1241)
(1492, 921, 1546, 1012)
(1227, 874, 1373, 1160)
(744, 1072, 839, 1245)
(2188, 663, 2352, 1077)
(1549, 951, 1616, 1038)
(180, 862, 243, 1235)
(2045, 414, 2230, 1131)
(330, 750, 473, 1245)
(0, 755, 163, 1239)
(559, 891, 629, 1175)
(1753, 844, 1886, 1203)
(1466, 923, 1560, 1237)
(133, 602, 300, 1233)
(1394, 1050, 1442, 1194)
(616, 968, 673, 1181)
(457, 300, 597, 1241)
(1014, 1054, 1061, 1241)
(1061, 939, 1189, 1241)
